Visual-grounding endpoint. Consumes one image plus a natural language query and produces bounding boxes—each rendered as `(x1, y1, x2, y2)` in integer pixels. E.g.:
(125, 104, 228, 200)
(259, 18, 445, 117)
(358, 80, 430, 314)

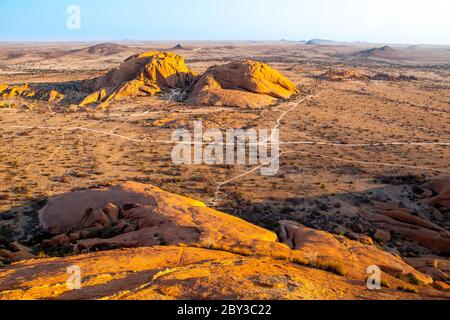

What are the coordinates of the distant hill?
(171, 44, 186, 50)
(352, 46, 405, 60)
(306, 39, 340, 45)
(68, 43, 132, 56)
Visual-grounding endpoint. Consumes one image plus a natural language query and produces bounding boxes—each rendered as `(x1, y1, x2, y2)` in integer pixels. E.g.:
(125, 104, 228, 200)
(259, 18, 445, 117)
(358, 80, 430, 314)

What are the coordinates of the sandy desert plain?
(0, 40, 449, 300)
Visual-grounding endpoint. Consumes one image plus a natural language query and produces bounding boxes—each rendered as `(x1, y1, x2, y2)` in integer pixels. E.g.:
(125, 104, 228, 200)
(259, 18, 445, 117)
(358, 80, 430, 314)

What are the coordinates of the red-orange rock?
(0, 246, 435, 300)
(1, 183, 446, 300)
(279, 220, 432, 285)
(433, 281, 450, 291)
(39, 182, 287, 256)
(365, 202, 450, 254)
(422, 178, 450, 212)
(80, 51, 197, 107)
(1, 84, 35, 99)
(46, 90, 65, 103)
(186, 60, 298, 108)
(405, 257, 450, 283)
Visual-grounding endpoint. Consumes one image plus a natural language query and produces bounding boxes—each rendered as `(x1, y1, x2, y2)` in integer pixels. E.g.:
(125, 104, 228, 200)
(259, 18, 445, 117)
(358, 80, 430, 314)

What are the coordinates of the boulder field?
(1, 182, 449, 300)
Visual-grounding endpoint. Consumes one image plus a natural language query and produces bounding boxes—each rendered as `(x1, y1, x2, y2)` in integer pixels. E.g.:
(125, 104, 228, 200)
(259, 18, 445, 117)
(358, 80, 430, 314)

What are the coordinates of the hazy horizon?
(0, 0, 449, 45)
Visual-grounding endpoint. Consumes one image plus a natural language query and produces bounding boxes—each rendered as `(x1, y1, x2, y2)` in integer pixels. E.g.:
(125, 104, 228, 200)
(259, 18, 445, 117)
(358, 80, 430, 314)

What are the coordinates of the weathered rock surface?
(1, 182, 445, 300)
(0, 84, 35, 99)
(422, 178, 450, 213)
(0, 84, 66, 104)
(39, 182, 285, 256)
(279, 220, 432, 285)
(364, 201, 450, 254)
(80, 51, 197, 108)
(186, 60, 298, 108)
(373, 229, 392, 244)
(45, 90, 65, 103)
(405, 257, 450, 285)
(0, 246, 434, 300)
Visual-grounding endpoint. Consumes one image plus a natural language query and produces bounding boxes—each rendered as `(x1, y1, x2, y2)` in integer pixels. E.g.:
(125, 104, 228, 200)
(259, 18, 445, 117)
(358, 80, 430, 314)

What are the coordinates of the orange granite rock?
(187, 60, 298, 108)
(80, 51, 197, 107)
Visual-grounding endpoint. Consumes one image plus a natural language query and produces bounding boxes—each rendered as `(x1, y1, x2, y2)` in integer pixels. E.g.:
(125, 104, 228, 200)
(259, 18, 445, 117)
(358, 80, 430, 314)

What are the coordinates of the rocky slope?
(80, 51, 198, 108)
(1, 182, 448, 300)
(186, 60, 298, 108)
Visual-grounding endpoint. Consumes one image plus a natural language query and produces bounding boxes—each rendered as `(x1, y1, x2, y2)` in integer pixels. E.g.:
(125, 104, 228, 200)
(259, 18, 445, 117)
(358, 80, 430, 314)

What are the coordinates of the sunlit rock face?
(0, 182, 447, 300)
(80, 51, 197, 108)
(278, 220, 433, 285)
(38, 181, 281, 254)
(186, 60, 298, 108)
(2, 245, 441, 300)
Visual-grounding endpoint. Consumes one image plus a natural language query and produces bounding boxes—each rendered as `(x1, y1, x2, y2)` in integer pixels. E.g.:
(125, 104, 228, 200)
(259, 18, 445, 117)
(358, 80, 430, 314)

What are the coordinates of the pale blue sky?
(0, 0, 449, 44)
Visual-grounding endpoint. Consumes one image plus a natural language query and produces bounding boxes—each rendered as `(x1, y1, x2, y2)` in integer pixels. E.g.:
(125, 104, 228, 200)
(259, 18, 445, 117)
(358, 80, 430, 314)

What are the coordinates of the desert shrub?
(393, 271, 424, 286)
(0, 225, 14, 242)
(405, 273, 423, 286)
(397, 285, 418, 294)
(381, 278, 391, 288)
(312, 257, 347, 276)
(291, 256, 347, 276)
(41, 244, 74, 257)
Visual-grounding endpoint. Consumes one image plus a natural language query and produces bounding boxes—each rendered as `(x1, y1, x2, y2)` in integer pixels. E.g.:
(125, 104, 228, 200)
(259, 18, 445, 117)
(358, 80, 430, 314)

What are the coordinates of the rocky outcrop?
(0, 102, 17, 109)
(0, 246, 433, 300)
(319, 69, 417, 82)
(80, 51, 197, 108)
(44, 90, 65, 103)
(364, 201, 450, 254)
(186, 60, 298, 108)
(70, 43, 132, 56)
(2, 56, 298, 110)
(0, 84, 9, 94)
(39, 182, 285, 256)
(279, 220, 432, 285)
(405, 257, 450, 286)
(422, 178, 450, 213)
(38, 183, 435, 285)
(321, 69, 369, 81)
(1, 182, 444, 300)
(79, 89, 107, 107)
(0, 84, 35, 99)
(0, 242, 35, 263)
(0, 84, 66, 104)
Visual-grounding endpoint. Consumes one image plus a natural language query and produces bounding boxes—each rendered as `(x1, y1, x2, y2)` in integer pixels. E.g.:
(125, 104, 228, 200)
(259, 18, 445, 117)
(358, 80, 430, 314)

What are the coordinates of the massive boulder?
(279, 220, 432, 285)
(186, 60, 298, 108)
(80, 51, 197, 108)
(38, 182, 285, 256)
